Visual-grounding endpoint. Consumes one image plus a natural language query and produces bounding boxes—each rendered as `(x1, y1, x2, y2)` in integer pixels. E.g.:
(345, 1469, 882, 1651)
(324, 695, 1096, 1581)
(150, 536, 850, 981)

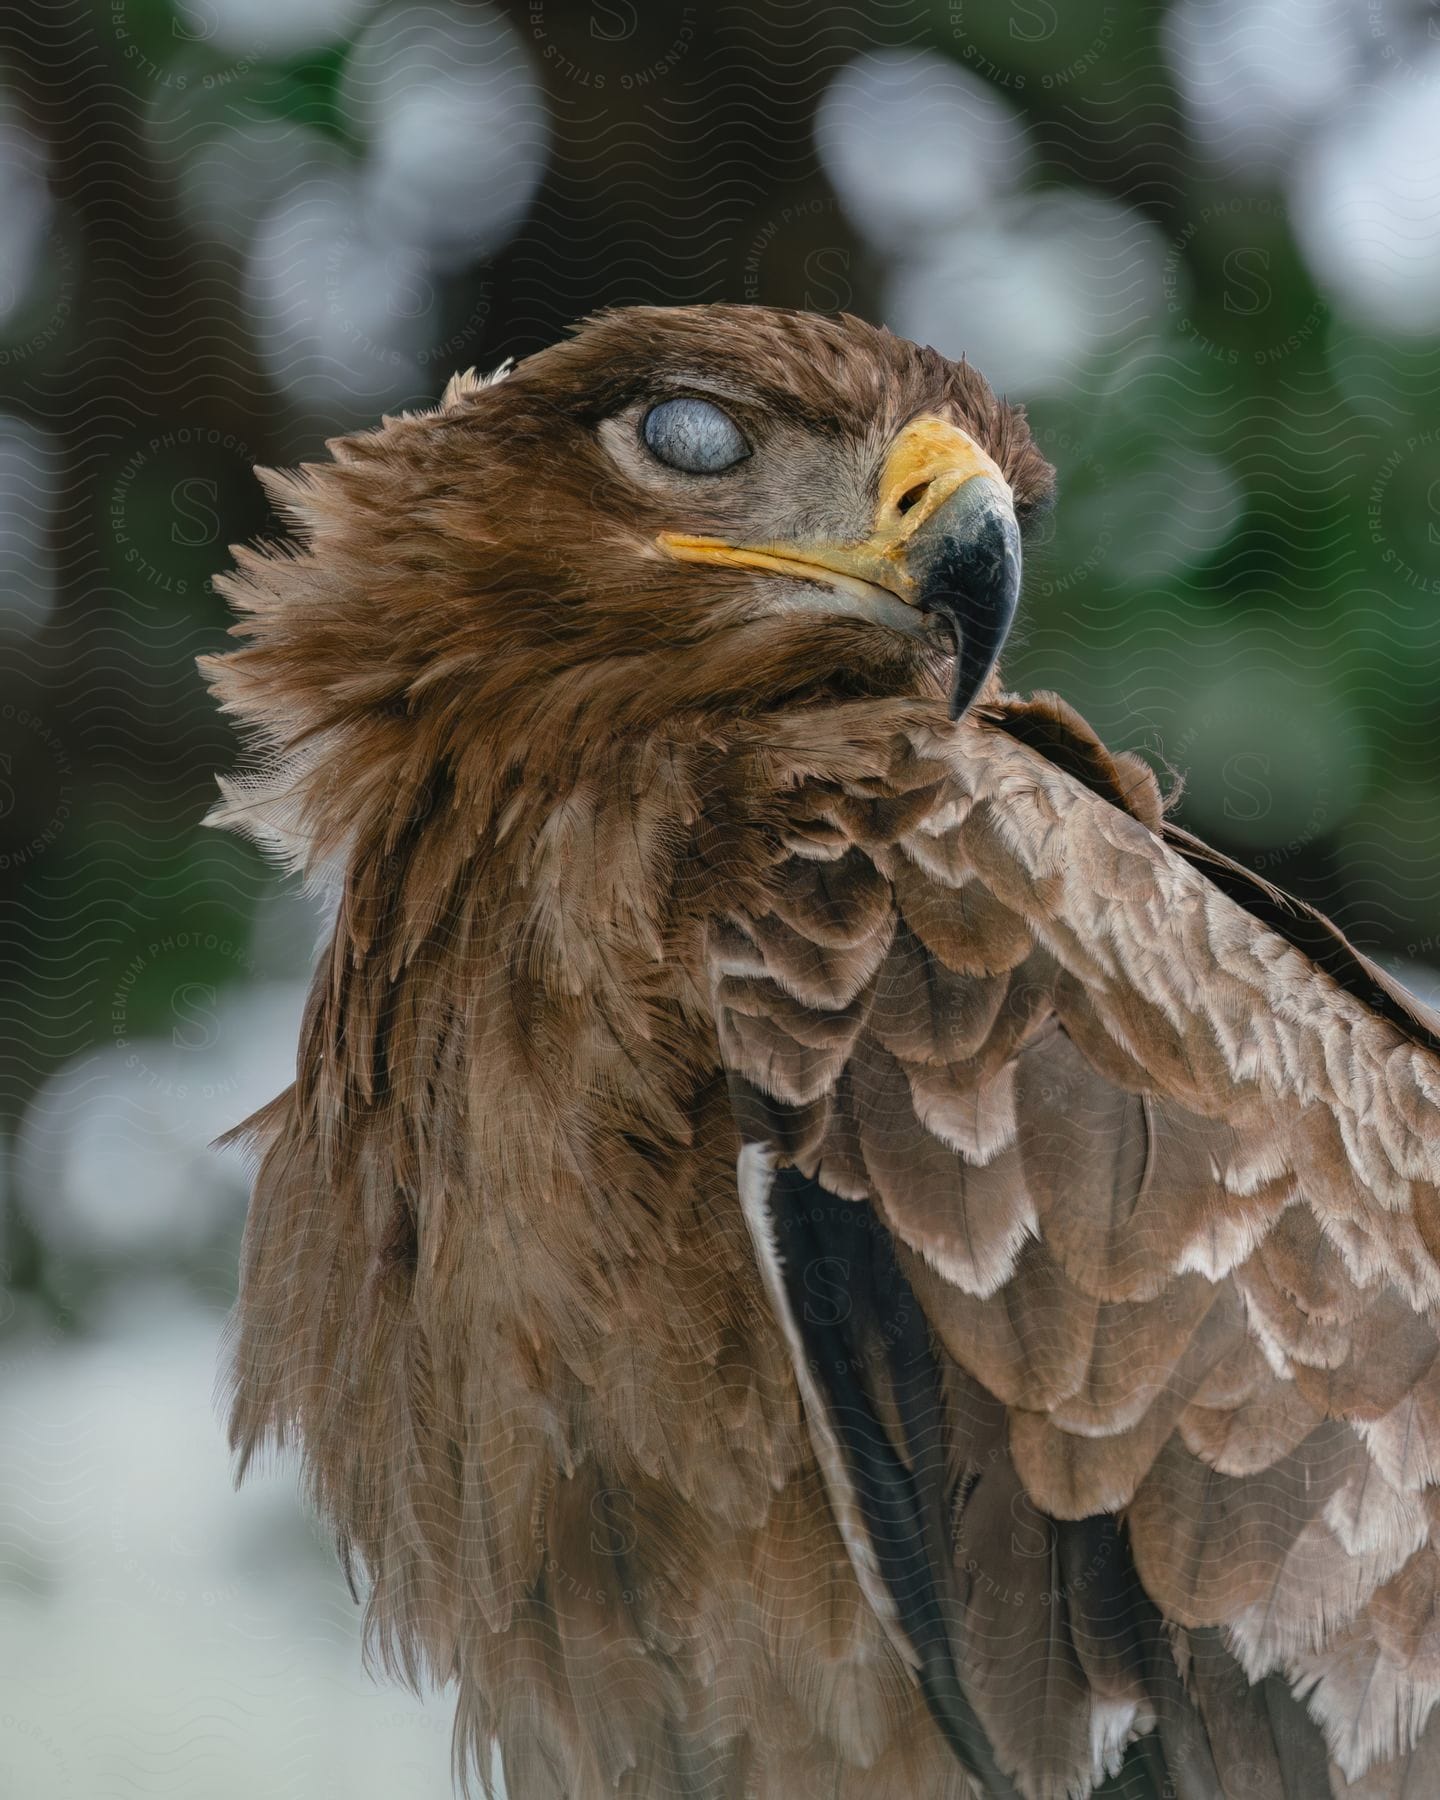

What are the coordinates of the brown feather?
(206, 306, 1440, 1797)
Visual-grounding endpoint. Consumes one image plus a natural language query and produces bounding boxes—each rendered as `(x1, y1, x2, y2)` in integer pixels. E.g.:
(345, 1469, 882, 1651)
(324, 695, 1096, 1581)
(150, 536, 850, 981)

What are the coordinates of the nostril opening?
(894, 482, 929, 517)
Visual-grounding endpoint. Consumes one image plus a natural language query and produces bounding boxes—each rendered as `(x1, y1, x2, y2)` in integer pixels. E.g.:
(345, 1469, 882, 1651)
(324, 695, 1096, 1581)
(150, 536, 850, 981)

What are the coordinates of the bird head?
(502, 306, 1056, 722)
(204, 306, 1054, 866)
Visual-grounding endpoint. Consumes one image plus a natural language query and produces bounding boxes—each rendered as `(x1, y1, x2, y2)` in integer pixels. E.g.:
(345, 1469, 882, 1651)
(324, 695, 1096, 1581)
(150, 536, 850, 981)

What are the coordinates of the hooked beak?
(657, 415, 1022, 721)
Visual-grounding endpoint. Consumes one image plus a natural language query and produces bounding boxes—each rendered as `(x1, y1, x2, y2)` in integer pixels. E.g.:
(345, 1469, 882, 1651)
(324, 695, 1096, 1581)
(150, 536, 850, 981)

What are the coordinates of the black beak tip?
(948, 673, 976, 724)
(917, 512, 1022, 723)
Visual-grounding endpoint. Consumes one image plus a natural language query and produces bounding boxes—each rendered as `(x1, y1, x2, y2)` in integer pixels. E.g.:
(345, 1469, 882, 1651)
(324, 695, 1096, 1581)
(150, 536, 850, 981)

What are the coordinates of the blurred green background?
(2, 0, 1440, 1792)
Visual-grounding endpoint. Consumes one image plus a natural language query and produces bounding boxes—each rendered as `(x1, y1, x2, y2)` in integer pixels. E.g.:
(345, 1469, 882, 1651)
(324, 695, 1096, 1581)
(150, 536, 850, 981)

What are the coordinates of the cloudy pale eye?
(642, 398, 750, 474)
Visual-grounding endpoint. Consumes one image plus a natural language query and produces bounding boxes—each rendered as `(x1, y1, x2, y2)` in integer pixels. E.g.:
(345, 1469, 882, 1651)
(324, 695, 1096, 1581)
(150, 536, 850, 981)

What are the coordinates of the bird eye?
(641, 398, 750, 474)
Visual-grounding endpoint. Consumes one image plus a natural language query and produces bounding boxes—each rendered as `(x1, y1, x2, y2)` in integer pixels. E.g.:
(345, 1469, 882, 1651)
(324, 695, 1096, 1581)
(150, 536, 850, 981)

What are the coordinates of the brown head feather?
(202, 305, 1053, 881)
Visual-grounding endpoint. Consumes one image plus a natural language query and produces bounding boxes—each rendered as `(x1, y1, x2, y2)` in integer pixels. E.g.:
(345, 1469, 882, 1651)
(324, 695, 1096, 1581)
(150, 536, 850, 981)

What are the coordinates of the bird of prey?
(206, 306, 1440, 1800)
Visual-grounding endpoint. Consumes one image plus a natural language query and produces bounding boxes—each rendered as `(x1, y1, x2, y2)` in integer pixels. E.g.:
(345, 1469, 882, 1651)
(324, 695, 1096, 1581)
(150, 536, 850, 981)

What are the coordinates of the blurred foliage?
(0, 0, 1438, 1322)
(1, 4, 1439, 1790)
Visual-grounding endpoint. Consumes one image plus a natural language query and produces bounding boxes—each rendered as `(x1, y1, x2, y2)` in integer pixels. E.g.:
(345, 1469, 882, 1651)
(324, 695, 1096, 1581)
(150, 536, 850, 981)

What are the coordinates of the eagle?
(205, 306, 1440, 1800)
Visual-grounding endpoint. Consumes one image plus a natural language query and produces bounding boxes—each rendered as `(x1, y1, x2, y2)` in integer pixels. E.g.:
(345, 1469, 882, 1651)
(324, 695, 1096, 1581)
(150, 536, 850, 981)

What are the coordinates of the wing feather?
(716, 695, 1440, 1797)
